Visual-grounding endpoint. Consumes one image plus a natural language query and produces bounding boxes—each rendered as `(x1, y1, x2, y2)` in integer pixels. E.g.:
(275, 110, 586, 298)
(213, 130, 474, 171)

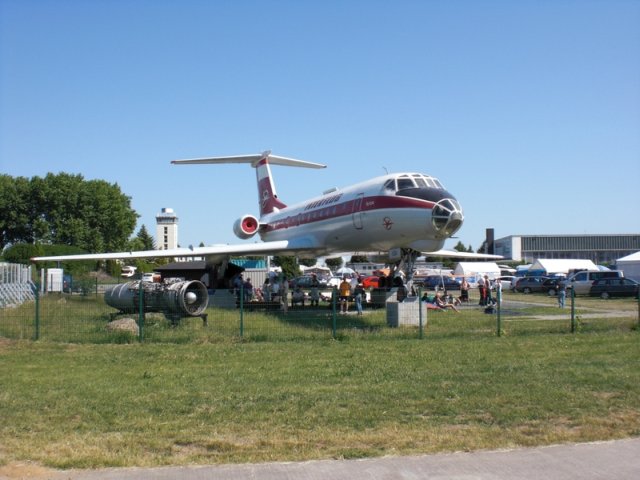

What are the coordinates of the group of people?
(421, 291, 461, 312)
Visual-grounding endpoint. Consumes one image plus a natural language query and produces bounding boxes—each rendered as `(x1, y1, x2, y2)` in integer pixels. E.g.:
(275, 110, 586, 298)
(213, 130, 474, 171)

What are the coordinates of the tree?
(453, 241, 467, 252)
(298, 257, 317, 268)
(350, 255, 369, 263)
(135, 225, 155, 250)
(0, 175, 31, 249)
(272, 255, 300, 279)
(325, 257, 343, 271)
(0, 173, 138, 252)
(2, 243, 43, 265)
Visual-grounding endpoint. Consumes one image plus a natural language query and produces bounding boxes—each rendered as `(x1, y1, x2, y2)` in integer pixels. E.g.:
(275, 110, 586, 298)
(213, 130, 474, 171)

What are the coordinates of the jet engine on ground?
(233, 214, 260, 239)
(104, 279, 209, 324)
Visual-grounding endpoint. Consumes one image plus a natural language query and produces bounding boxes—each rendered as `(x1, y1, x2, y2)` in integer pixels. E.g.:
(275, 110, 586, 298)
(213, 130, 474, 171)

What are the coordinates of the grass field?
(1, 294, 639, 470)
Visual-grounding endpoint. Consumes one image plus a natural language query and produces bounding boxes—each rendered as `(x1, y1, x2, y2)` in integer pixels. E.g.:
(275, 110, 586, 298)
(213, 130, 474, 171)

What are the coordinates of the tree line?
(1, 172, 138, 254)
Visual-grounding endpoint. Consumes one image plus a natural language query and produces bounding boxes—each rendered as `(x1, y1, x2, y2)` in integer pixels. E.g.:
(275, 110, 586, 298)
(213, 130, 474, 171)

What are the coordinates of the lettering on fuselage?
(304, 193, 343, 211)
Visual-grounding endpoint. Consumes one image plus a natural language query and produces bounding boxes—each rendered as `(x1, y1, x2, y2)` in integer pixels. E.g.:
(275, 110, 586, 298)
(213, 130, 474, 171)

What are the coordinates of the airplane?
(32, 150, 500, 283)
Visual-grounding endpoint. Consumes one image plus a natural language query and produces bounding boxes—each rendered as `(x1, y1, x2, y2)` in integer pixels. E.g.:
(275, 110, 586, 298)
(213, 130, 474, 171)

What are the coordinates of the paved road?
(16, 438, 636, 480)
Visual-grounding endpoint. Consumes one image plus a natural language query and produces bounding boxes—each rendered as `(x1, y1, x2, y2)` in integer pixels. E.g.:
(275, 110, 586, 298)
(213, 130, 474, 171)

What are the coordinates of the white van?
(565, 270, 624, 295)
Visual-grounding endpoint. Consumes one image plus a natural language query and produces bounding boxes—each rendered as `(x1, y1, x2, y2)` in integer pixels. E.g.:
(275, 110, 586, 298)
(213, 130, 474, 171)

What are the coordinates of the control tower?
(156, 208, 178, 250)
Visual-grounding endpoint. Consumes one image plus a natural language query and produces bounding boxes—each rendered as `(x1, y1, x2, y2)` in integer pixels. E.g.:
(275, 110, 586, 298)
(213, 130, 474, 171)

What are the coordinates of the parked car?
(289, 274, 331, 289)
(416, 275, 461, 291)
(289, 275, 316, 289)
(541, 278, 564, 296)
(362, 276, 379, 289)
(565, 270, 625, 295)
(589, 278, 639, 299)
(496, 275, 516, 291)
(514, 276, 551, 294)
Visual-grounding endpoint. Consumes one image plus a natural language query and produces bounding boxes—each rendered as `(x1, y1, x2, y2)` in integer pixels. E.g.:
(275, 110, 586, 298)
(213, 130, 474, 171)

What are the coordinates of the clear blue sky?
(1, 0, 639, 254)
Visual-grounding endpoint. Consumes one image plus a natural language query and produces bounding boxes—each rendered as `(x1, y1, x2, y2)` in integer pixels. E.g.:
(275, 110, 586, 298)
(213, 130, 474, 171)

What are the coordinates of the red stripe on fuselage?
(262, 195, 434, 233)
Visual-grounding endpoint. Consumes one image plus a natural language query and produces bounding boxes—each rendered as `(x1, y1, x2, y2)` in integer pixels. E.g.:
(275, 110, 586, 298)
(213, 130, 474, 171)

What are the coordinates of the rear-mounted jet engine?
(233, 214, 260, 239)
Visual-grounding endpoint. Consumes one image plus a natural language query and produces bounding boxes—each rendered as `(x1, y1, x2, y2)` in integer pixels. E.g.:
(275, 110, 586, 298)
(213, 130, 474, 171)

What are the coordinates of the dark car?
(514, 276, 551, 294)
(541, 278, 564, 296)
(589, 278, 639, 299)
(415, 275, 461, 291)
(289, 275, 323, 289)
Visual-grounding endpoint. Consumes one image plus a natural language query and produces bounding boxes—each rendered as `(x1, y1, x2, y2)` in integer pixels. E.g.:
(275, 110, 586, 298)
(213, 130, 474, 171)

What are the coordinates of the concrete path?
(9, 437, 635, 480)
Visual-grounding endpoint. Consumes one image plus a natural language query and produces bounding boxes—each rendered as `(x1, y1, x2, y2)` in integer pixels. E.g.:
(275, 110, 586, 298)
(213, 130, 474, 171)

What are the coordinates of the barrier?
(0, 263, 35, 308)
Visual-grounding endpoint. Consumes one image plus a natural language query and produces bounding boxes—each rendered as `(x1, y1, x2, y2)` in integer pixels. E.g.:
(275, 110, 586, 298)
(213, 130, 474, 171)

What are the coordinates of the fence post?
(570, 287, 576, 333)
(332, 286, 337, 339)
(34, 283, 40, 341)
(418, 287, 424, 339)
(239, 282, 244, 338)
(138, 281, 144, 342)
(496, 287, 502, 337)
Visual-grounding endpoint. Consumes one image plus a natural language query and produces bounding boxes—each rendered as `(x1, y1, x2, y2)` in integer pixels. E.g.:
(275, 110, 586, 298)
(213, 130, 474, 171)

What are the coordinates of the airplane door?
(352, 193, 364, 230)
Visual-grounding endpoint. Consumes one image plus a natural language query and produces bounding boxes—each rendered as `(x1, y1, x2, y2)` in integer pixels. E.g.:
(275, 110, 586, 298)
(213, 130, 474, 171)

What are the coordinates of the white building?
(156, 207, 178, 250)
(616, 251, 640, 282)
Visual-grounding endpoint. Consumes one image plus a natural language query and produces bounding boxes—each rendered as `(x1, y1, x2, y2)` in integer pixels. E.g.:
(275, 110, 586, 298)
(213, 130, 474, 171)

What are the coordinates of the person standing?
(459, 278, 470, 303)
(338, 276, 352, 314)
(309, 273, 320, 307)
(279, 275, 289, 314)
(557, 279, 567, 308)
(494, 277, 502, 306)
(354, 282, 365, 315)
(478, 276, 486, 306)
(484, 275, 493, 305)
(243, 277, 253, 303)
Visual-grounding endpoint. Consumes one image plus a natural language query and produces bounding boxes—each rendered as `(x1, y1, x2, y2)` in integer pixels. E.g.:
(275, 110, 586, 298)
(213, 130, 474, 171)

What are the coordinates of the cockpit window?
(397, 176, 416, 190)
(383, 174, 445, 192)
(383, 179, 395, 191)
(413, 176, 428, 188)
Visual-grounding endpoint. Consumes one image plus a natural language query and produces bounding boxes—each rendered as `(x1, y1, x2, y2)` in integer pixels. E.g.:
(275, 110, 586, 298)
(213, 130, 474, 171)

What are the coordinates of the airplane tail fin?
(172, 151, 326, 216)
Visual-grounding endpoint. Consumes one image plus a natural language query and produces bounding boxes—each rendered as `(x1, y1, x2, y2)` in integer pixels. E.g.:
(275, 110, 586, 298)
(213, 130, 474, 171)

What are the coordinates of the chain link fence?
(1, 275, 638, 343)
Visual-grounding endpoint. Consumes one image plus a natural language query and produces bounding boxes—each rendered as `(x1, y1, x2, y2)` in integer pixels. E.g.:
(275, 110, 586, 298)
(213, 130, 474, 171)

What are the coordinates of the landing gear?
(388, 248, 420, 296)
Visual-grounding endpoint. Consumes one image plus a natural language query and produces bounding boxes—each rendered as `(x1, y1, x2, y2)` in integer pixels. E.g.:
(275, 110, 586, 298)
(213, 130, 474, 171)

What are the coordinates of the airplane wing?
(31, 241, 294, 263)
(426, 249, 503, 260)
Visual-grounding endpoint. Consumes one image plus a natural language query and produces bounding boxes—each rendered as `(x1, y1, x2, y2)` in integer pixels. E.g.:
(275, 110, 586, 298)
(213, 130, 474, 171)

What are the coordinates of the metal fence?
(0, 263, 36, 308)
(1, 280, 638, 343)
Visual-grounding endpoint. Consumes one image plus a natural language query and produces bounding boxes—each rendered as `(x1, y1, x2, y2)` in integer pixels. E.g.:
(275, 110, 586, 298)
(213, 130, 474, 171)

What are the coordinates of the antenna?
(382, 167, 389, 174)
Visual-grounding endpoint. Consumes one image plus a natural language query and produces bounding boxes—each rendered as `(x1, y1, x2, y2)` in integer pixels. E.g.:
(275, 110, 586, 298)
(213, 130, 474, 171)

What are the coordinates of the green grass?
(1, 291, 638, 469)
(1, 324, 639, 469)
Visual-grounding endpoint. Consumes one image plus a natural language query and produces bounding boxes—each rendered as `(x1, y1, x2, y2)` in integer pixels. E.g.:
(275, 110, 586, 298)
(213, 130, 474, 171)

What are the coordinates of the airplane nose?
(432, 198, 464, 238)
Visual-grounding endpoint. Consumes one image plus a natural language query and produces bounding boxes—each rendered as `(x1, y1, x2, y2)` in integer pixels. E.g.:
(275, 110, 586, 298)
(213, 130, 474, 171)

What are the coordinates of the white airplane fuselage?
(255, 172, 464, 256)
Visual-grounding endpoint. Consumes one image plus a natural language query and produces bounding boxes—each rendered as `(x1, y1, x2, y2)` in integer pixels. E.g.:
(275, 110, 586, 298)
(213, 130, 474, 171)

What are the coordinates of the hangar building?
(494, 234, 640, 264)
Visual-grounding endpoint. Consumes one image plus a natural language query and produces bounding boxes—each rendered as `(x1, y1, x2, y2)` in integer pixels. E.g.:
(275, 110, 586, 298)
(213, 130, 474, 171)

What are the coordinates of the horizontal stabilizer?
(172, 151, 326, 169)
